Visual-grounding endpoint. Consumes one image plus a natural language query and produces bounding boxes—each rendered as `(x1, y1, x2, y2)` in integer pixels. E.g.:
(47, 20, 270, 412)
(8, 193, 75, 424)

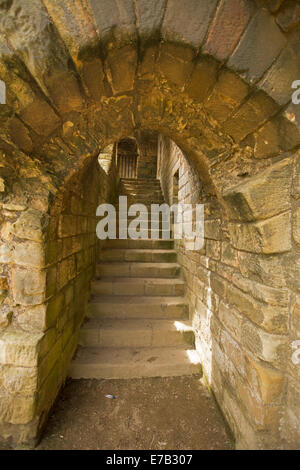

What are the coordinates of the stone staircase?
(69, 178, 201, 379)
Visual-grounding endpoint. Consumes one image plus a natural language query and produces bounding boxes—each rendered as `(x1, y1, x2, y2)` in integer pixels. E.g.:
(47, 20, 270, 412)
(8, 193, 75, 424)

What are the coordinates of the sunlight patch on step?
(173, 321, 193, 332)
(186, 349, 201, 365)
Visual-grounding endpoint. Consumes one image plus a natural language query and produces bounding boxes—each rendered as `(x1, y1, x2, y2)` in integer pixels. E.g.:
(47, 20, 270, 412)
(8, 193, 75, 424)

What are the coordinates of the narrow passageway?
(70, 177, 200, 379)
(37, 377, 233, 450)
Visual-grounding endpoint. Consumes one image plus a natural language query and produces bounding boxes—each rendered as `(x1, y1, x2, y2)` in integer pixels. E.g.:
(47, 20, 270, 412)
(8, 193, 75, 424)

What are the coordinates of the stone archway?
(0, 0, 299, 449)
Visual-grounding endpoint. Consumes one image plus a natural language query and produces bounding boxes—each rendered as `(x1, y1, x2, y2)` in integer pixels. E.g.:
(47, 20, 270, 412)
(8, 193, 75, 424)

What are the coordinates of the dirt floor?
(33, 375, 233, 450)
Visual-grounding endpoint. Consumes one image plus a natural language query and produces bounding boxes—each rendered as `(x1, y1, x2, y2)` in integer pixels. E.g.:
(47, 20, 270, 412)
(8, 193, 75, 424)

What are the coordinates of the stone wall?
(0, 148, 118, 446)
(136, 131, 158, 179)
(158, 135, 300, 449)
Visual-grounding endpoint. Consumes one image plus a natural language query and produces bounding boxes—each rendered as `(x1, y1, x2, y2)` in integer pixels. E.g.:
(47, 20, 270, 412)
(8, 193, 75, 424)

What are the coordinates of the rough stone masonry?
(0, 0, 299, 450)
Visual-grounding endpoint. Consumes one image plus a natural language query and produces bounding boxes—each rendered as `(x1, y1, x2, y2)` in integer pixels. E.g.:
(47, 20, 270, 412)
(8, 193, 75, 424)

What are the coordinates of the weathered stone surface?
(223, 91, 279, 142)
(9, 118, 33, 154)
(205, 70, 249, 123)
(226, 283, 288, 334)
(89, 0, 136, 44)
(162, 0, 218, 46)
(232, 272, 289, 307)
(13, 241, 44, 268)
(254, 116, 300, 159)
(46, 71, 84, 114)
(81, 59, 106, 102)
(158, 43, 195, 88)
(276, 1, 300, 32)
(241, 320, 288, 368)
(11, 269, 46, 306)
(229, 212, 291, 254)
(0, 393, 35, 425)
(185, 56, 218, 103)
(19, 100, 61, 137)
(0, 310, 12, 331)
(106, 45, 137, 93)
(0, 364, 38, 395)
(228, 9, 286, 83)
(259, 33, 300, 105)
(17, 305, 47, 333)
(203, 0, 256, 61)
(283, 379, 300, 449)
(0, 243, 13, 264)
(12, 210, 48, 243)
(245, 355, 285, 404)
(293, 152, 300, 199)
(293, 207, 300, 245)
(0, 330, 43, 367)
(223, 158, 292, 221)
(135, 0, 166, 39)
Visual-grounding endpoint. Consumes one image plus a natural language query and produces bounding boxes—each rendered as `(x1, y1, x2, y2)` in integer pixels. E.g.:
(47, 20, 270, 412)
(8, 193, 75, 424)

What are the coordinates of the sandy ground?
(33, 375, 233, 450)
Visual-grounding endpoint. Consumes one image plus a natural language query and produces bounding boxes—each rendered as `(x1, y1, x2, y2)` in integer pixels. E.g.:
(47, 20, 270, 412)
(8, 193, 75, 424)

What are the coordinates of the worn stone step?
(79, 318, 194, 348)
(104, 239, 174, 249)
(91, 277, 185, 296)
(87, 296, 189, 319)
(69, 346, 201, 379)
(121, 178, 160, 185)
(99, 249, 177, 263)
(96, 262, 181, 278)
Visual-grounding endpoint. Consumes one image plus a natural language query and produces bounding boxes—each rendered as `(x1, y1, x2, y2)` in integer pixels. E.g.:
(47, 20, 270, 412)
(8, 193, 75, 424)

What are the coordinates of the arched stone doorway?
(0, 0, 299, 449)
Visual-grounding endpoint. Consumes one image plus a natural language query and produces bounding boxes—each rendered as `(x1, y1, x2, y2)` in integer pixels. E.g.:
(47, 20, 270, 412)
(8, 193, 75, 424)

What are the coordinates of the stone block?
(17, 305, 47, 333)
(223, 91, 279, 142)
(46, 71, 84, 114)
(218, 300, 243, 341)
(223, 158, 292, 221)
(276, 1, 300, 32)
(0, 393, 35, 425)
(106, 45, 137, 93)
(254, 116, 300, 159)
(203, 0, 256, 61)
(228, 212, 292, 254)
(162, 0, 218, 46)
(158, 43, 194, 88)
(227, 283, 288, 334)
(241, 320, 288, 368)
(89, 0, 136, 44)
(20, 100, 60, 137)
(205, 69, 249, 123)
(11, 269, 46, 306)
(259, 33, 300, 105)
(228, 9, 286, 83)
(13, 241, 45, 268)
(12, 209, 48, 242)
(0, 330, 43, 367)
(293, 207, 300, 245)
(185, 56, 218, 103)
(135, 0, 166, 39)
(244, 355, 285, 404)
(0, 364, 38, 395)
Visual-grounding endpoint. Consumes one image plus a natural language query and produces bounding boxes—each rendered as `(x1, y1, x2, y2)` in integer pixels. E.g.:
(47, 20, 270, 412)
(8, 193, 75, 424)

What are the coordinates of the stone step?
(79, 318, 194, 348)
(104, 239, 174, 249)
(99, 249, 177, 263)
(69, 346, 201, 379)
(87, 296, 189, 320)
(91, 277, 185, 296)
(96, 262, 181, 278)
(121, 178, 160, 185)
